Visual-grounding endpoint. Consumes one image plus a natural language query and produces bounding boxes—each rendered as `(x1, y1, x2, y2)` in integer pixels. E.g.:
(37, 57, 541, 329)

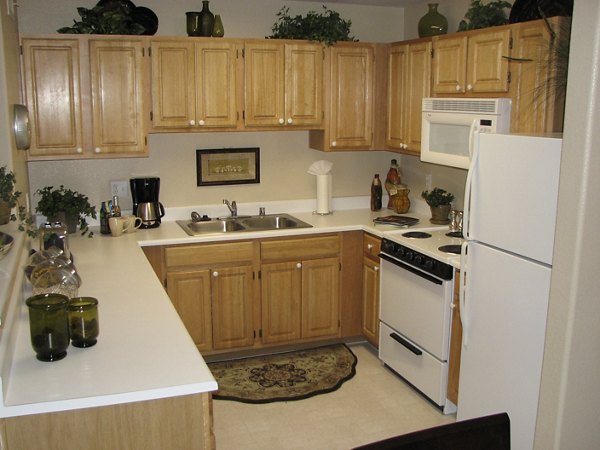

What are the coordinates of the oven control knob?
(423, 259, 434, 270)
(405, 251, 413, 261)
(397, 247, 405, 257)
(414, 255, 423, 265)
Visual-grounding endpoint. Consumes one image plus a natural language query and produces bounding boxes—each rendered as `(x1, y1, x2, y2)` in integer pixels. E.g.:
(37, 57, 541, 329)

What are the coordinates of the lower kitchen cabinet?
(261, 236, 341, 345)
(0, 393, 214, 450)
(362, 233, 381, 347)
(164, 241, 256, 353)
(447, 271, 462, 405)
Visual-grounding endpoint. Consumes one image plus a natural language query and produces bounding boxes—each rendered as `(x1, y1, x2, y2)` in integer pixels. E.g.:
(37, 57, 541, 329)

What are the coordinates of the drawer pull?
(390, 332, 422, 356)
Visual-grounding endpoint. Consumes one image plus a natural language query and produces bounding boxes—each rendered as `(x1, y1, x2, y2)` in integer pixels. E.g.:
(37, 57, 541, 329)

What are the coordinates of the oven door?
(379, 255, 453, 361)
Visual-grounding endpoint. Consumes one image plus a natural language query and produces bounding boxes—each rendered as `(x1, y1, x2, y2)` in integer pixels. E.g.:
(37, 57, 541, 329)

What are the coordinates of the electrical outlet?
(110, 180, 129, 199)
(425, 174, 433, 191)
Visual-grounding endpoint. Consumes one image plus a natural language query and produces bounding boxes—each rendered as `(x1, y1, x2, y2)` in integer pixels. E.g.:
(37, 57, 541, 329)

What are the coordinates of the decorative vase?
(212, 14, 224, 37)
(199, 0, 214, 37)
(418, 3, 448, 38)
(0, 200, 10, 225)
(186, 11, 202, 36)
(429, 204, 451, 225)
(49, 211, 78, 234)
(390, 187, 411, 214)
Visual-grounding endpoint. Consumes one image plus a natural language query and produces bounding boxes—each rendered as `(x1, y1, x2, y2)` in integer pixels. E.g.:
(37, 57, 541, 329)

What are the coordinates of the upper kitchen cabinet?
(310, 42, 386, 151)
(432, 27, 511, 95)
(150, 39, 241, 130)
(244, 40, 323, 129)
(386, 39, 432, 155)
(21, 36, 149, 160)
(509, 17, 570, 134)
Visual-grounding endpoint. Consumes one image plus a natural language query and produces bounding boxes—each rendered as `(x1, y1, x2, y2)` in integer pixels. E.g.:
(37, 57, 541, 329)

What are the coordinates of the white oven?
(378, 232, 460, 414)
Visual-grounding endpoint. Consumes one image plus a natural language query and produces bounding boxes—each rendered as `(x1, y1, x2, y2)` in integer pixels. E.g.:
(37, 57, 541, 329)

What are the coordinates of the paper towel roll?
(316, 173, 332, 214)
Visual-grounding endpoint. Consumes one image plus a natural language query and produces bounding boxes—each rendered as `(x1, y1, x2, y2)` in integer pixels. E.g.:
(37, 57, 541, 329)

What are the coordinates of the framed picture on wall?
(196, 148, 260, 186)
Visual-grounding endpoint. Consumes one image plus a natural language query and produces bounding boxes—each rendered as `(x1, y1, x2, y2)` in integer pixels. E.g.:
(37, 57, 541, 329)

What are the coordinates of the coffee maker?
(130, 177, 165, 228)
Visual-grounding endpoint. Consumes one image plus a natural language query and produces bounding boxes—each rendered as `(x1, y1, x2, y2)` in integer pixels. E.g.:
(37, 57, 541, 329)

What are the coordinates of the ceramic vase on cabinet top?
(199, 1, 215, 37)
(418, 3, 448, 37)
(212, 14, 224, 37)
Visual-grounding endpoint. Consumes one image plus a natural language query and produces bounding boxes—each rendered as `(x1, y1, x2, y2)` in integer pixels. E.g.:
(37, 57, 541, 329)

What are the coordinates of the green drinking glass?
(26, 294, 70, 362)
(68, 297, 99, 348)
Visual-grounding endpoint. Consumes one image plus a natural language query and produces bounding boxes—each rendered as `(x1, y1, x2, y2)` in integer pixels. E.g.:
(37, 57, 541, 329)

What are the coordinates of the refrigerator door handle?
(460, 240, 469, 347)
(463, 129, 481, 239)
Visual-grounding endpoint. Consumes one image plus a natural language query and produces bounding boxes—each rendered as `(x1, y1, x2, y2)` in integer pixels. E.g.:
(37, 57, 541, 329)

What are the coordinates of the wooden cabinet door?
(432, 35, 467, 94)
(285, 43, 323, 127)
(387, 41, 431, 154)
(301, 257, 340, 339)
(261, 261, 302, 344)
(211, 265, 255, 350)
(166, 269, 213, 352)
(467, 29, 511, 93)
(196, 41, 238, 128)
(362, 256, 380, 347)
(329, 45, 374, 149)
(244, 42, 284, 127)
(386, 44, 407, 148)
(151, 41, 196, 128)
(89, 39, 147, 155)
(21, 38, 84, 157)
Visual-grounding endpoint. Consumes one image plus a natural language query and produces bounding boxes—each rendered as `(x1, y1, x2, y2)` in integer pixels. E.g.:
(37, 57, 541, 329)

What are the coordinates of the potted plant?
(35, 185, 97, 237)
(0, 165, 22, 225)
(422, 187, 455, 224)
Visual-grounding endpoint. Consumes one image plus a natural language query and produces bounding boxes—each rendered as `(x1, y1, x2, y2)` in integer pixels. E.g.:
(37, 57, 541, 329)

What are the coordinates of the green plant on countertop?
(421, 187, 455, 207)
(35, 185, 97, 237)
(458, 0, 512, 31)
(269, 5, 357, 46)
(0, 166, 21, 223)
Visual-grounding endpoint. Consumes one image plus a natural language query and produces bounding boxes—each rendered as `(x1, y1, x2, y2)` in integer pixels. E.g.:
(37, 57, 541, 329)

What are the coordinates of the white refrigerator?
(457, 133, 563, 450)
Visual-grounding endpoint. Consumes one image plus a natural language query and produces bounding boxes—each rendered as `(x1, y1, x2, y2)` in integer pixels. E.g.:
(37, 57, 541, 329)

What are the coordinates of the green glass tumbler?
(26, 294, 70, 362)
(186, 11, 202, 36)
(68, 297, 99, 348)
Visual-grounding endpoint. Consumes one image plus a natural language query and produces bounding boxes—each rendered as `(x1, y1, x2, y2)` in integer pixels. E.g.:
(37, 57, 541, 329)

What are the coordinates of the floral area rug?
(208, 344, 357, 403)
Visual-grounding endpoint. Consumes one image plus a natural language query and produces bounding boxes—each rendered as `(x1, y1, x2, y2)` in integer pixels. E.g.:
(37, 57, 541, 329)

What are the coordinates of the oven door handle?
(389, 332, 423, 356)
(379, 253, 443, 285)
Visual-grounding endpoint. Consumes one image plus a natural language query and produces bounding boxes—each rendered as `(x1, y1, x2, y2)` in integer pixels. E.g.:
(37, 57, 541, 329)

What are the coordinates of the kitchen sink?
(177, 213, 312, 236)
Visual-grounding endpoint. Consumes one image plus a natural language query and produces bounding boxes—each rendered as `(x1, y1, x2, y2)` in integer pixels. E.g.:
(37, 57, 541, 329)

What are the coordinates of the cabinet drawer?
(363, 233, 381, 259)
(261, 235, 339, 261)
(165, 241, 254, 268)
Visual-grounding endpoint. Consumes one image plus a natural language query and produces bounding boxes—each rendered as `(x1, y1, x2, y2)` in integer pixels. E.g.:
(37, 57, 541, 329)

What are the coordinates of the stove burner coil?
(438, 244, 462, 254)
(445, 231, 463, 238)
(402, 231, 432, 239)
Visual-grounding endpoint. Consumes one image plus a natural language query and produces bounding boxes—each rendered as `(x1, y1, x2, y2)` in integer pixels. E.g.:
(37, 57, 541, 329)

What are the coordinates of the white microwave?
(421, 98, 512, 169)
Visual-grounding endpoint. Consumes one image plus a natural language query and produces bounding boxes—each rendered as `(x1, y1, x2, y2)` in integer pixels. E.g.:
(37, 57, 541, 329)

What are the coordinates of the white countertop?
(0, 199, 450, 418)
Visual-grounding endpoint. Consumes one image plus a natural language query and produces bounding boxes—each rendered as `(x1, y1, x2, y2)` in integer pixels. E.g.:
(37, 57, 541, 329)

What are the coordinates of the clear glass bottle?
(112, 195, 121, 218)
(371, 174, 383, 212)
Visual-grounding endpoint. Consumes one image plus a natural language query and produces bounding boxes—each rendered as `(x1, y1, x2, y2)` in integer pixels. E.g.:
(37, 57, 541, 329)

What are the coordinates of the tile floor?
(213, 343, 456, 449)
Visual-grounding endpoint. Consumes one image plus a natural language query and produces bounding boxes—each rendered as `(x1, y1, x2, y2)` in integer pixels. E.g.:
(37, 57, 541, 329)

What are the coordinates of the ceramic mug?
(123, 215, 143, 233)
(108, 217, 130, 237)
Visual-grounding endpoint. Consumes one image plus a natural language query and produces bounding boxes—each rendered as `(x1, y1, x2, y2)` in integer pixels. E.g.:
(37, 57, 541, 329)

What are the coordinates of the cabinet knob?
(278, 118, 284, 124)
(296, 262, 302, 269)
(455, 85, 461, 91)
(189, 120, 195, 126)
(367, 244, 373, 250)
(467, 84, 473, 91)
(94, 147, 101, 153)
(287, 118, 293, 124)
(76, 147, 83, 153)
(374, 266, 379, 272)
(331, 141, 337, 147)
(213, 271, 219, 277)
(450, 302, 456, 309)
(198, 119, 205, 126)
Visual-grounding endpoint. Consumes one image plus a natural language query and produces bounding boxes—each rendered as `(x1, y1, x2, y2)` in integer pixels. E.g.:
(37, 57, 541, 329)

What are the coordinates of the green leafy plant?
(35, 186, 97, 237)
(458, 0, 512, 31)
(0, 166, 21, 222)
(269, 5, 357, 46)
(422, 188, 455, 207)
(58, 4, 145, 34)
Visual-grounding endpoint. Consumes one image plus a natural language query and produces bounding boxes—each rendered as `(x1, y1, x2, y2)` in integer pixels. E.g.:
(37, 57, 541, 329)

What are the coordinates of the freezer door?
(457, 242, 551, 450)
(467, 133, 562, 265)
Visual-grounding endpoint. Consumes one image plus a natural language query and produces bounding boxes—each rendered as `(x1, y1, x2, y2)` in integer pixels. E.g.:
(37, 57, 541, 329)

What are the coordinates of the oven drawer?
(379, 322, 448, 407)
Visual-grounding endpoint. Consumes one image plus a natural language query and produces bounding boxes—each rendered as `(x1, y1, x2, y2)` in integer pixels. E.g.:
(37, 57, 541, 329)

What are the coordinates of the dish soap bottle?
(371, 174, 382, 211)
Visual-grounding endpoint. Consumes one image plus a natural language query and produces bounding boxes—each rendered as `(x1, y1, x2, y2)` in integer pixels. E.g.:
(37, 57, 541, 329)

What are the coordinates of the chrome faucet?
(223, 199, 237, 217)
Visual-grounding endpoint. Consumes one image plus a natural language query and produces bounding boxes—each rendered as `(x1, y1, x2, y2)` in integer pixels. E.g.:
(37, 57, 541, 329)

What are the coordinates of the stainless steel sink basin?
(177, 213, 312, 236)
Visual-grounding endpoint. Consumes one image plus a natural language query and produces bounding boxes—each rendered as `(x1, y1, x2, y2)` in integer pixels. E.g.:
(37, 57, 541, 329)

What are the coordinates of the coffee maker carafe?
(130, 177, 165, 228)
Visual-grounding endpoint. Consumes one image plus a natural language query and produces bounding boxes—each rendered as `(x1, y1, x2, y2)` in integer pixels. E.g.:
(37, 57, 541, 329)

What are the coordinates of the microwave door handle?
(468, 118, 479, 160)
(463, 126, 481, 239)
